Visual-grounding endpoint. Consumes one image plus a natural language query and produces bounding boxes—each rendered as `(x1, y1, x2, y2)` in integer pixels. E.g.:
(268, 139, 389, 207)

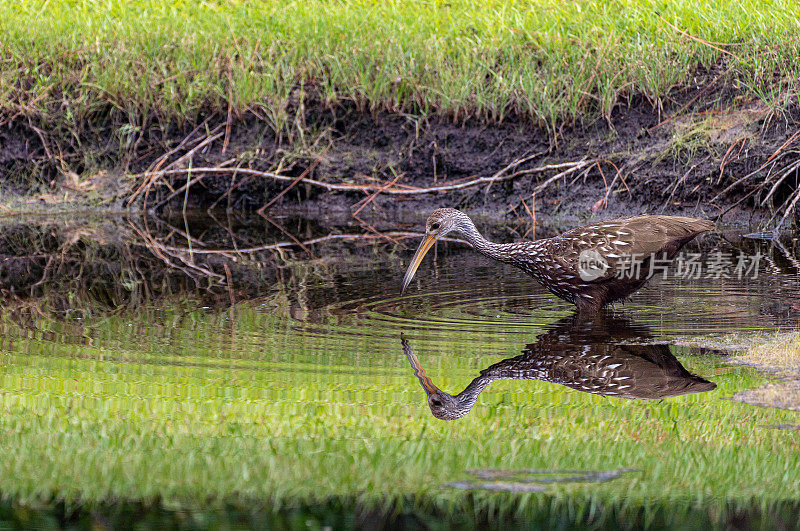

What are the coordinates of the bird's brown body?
(402, 209, 714, 313)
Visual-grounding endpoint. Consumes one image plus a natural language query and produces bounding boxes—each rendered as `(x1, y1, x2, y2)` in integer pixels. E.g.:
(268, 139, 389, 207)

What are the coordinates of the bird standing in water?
(401, 208, 714, 313)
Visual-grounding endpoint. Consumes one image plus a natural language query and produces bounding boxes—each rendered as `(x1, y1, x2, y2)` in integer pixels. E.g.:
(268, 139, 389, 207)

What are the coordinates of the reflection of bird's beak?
(401, 233, 437, 294)
(401, 338, 438, 394)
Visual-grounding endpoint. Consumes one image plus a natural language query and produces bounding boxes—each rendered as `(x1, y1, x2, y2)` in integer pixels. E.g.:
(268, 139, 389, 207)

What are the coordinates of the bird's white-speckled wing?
(553, 215, 714, 282)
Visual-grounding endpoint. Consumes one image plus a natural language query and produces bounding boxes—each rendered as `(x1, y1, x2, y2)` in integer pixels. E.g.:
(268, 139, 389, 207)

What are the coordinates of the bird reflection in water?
(402, 313, 716, 420)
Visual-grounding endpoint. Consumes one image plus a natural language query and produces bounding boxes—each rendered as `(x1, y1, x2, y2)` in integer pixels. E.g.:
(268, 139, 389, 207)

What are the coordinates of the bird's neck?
(449, 375, 494, 416)
(458, 221, 518, 264)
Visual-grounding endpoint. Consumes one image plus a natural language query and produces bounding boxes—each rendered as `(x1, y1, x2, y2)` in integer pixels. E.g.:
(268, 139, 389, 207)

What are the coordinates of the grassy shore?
(2, 0, 800, 131)
(3, 1, 800, 217)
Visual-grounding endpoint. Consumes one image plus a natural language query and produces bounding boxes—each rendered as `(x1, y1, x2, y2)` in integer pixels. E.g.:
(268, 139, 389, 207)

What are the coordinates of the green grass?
(2, 0, 800, 133)
(1, 300, 799, 526)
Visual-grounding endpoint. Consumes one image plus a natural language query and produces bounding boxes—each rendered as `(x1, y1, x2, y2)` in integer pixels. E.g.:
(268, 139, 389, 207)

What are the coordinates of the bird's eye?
(430, 222, 440, 231)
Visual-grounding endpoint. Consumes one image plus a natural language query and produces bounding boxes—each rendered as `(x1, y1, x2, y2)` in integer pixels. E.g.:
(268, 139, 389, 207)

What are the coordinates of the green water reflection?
(0, 213, 798, 527)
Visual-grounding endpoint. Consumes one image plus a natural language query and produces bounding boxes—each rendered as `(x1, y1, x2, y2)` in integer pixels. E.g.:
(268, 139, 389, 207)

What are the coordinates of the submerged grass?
(0, 301, 799, 526)
(2, 0, 800, 132)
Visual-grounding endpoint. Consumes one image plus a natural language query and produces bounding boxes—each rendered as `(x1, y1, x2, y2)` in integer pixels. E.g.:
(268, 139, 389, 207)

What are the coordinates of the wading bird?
(402, 313, 716, 420)
(401, 209, 714, 313)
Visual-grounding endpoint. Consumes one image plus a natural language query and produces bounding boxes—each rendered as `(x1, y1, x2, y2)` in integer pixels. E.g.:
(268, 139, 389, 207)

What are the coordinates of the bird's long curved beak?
(402, 338, 438, 394)
(401, 233, 437, 294)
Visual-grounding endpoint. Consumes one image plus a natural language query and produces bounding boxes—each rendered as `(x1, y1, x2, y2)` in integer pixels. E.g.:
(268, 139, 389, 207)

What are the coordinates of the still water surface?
(1, 213, 799, 523)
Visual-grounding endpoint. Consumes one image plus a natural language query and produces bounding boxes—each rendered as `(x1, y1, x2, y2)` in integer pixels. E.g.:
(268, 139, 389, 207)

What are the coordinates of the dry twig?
(154, 231, 469, 255)
(131, 158, 593, 199)
(351, 174, 402, 217)
(257, 156, 322, 214)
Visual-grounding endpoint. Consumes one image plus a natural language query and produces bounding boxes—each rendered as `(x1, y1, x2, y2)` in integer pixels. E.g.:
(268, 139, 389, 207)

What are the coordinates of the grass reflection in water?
(0, 214, 798, 527)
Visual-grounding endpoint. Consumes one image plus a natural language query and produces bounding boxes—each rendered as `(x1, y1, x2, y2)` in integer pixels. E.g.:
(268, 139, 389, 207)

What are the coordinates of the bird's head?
(425, 207, 465, 236)
(425, 390, 469, 420)
(402, 337, 472, 420)
(402, 208, 471, 293)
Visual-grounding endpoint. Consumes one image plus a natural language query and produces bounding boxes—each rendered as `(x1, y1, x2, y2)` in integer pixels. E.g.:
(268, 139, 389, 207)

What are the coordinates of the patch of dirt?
(731, 333, 800, 412)
(2, 74, 800, 226)
(733, 381, 800, 412)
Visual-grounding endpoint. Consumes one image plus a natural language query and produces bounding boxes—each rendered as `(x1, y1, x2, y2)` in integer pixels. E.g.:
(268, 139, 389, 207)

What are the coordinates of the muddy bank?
(1, 82, 800, 225)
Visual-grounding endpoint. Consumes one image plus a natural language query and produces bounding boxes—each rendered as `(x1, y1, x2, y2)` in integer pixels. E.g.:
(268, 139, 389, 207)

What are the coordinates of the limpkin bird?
(403, 313, 716, 420)
(401, 209, 714, 313)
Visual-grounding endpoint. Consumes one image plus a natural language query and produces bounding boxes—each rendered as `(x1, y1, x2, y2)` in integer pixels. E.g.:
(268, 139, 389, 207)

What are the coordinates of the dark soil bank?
(2, 80, 800, 226)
